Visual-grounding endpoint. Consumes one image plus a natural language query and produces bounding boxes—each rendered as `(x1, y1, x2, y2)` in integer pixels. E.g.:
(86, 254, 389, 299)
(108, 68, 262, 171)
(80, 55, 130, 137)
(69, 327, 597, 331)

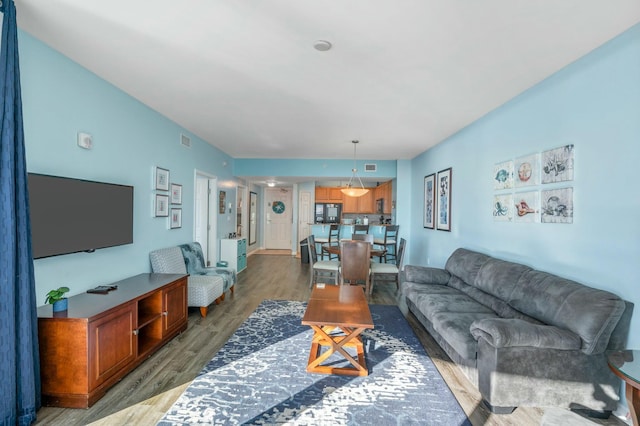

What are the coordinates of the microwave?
(376, 198, 384, 214)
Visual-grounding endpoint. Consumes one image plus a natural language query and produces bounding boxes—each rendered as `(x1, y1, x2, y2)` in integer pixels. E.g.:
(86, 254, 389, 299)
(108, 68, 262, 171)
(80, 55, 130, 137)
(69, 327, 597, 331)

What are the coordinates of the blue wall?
(19, 31, 242, 305)
(408, 24, 640, 348)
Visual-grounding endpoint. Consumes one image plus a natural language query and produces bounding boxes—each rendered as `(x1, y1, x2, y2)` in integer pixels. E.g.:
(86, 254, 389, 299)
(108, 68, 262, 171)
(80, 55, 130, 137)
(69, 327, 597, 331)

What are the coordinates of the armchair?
(149, 246, 224, 318)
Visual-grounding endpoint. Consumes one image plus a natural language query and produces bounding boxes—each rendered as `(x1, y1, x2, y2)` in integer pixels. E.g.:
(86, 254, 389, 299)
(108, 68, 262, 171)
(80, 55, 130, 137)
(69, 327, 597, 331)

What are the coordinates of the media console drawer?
(37, 273, 188, 408)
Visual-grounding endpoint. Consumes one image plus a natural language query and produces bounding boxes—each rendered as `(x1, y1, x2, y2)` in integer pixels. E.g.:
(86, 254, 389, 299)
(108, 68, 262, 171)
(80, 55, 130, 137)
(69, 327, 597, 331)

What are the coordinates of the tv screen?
(28, 173, 134, 259)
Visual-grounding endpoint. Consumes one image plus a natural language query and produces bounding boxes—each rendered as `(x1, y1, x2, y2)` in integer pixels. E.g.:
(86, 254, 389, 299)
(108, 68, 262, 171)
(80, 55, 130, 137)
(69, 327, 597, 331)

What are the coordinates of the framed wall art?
(542, 144, 574, 184)
(423, 173, 435, 229)
(436, 167, 452, 231)
(155, 194, 169, 217)
(170, 183, 182, 205)
(541, 187, 573, 223)
(493, 160, 513, 190)
(493, 194, 513, 222)
(155, 167, 170, 191)
(514, 153, 540, 188)
(170, 208, 182, 229)
(219, 191, 226, 214)
(514, 191, 540, 223)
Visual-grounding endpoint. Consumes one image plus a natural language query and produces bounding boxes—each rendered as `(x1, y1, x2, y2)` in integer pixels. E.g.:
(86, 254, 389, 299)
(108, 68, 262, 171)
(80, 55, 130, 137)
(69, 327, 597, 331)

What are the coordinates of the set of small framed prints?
(423, 167, 452, 231)
(154, 166, 182, 229)
(493, 144, 574, 224)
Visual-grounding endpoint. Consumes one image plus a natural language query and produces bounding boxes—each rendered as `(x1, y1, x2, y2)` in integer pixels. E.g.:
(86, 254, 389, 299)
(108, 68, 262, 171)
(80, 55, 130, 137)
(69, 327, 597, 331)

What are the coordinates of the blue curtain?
(0, 0, 41, 424)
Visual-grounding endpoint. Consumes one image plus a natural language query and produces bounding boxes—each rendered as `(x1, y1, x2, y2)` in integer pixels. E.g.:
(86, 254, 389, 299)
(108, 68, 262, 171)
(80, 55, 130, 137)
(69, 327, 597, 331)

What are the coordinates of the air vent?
(180, 134, 191, 148)
(364, 163, 377, 172)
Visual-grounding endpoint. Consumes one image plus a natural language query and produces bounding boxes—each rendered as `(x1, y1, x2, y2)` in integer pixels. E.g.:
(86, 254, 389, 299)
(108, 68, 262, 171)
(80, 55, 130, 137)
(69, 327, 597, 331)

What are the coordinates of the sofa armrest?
(402, 265, 450, 285)
(470, 318, 581, 350)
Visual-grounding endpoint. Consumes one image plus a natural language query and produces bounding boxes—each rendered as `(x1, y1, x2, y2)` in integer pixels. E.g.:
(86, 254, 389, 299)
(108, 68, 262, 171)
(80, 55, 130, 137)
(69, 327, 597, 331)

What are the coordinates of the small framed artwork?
(155, 167, 170, 191)
(436, 167, 452, 231)
(542, 144, 574, 184)
(155, 194, 169, 217)
(423, 173, 435, 229)
(514, 153, 540, 188)
(541, 187, 573, 223)
(493, 160, 514, 190)
(493, 194, 513, 222)
(514, 191, 540, 223)
(170, 183, 182, 205)
(219, 191, 226, 214)
(170, 208, 182, 229)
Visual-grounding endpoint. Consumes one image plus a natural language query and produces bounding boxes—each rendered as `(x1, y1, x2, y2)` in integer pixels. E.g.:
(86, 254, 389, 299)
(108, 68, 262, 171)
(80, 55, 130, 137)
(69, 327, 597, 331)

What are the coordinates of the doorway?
(264, 187, 293, 250)
(194, 171, 218, 266)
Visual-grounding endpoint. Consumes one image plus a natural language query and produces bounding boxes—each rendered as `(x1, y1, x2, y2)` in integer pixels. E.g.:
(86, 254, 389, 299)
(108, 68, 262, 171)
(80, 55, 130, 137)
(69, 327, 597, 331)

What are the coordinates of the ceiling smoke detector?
(313, 40, 332, 51)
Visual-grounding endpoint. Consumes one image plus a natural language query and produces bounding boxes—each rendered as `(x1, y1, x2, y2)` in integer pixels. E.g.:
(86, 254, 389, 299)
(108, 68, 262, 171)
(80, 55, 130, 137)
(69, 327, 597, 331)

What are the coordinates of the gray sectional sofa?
(399, 248, 633, 415)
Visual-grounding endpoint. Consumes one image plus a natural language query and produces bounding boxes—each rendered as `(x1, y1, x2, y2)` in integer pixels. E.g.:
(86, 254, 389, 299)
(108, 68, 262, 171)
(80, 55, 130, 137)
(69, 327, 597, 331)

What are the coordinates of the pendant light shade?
(341, 140, 369, 198)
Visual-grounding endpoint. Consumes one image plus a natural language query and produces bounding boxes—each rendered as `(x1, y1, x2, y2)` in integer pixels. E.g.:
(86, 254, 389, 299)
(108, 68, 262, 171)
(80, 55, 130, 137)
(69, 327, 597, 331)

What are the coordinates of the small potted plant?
(45, 286, 70, 312)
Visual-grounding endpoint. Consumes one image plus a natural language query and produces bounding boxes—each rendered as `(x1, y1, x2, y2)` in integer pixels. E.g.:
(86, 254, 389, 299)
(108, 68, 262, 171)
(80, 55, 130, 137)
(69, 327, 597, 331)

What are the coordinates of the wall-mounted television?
(27, 173, 134, 259)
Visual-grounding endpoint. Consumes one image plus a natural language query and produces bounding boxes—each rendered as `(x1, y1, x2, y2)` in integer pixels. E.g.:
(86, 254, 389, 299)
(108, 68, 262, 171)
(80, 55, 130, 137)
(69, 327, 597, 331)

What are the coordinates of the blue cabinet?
(220, 238, 247, 273)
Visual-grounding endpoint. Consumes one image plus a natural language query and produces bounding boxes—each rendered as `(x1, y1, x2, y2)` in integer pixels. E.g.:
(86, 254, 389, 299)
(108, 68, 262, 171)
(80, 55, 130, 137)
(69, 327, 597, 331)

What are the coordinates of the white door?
(194, 171, 217, 266)
(265, 187, 293, 249)
(298, 190, 312, 254)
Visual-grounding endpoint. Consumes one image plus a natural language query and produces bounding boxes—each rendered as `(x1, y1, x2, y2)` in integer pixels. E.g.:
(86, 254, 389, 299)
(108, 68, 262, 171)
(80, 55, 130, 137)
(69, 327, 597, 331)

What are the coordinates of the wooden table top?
(302, 285, 373, 328)
(322, 244, 386, 258)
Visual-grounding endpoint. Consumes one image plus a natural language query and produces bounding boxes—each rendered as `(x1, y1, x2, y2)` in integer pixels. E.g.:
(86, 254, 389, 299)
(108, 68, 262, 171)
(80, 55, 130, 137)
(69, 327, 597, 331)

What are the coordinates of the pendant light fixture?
(341, 140, 369, 198)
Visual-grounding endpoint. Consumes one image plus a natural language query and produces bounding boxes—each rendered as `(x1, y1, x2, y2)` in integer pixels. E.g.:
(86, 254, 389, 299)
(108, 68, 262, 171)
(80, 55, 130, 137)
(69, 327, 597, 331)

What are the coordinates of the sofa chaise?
(399, 248, 633, 416)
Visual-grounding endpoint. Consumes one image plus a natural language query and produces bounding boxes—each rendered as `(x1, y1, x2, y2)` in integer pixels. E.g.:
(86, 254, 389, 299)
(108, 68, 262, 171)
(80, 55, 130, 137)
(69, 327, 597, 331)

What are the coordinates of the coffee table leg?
(306, 325, 368, 376)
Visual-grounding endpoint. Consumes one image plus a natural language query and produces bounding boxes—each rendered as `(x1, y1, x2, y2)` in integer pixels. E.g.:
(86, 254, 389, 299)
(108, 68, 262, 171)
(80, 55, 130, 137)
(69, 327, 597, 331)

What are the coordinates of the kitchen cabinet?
(375, 181, 393, 214)
(220, 237, 247, 273)
(37, 273, 188, 408)
(315, 187, 344, 203)
(343, 189, 374, 213)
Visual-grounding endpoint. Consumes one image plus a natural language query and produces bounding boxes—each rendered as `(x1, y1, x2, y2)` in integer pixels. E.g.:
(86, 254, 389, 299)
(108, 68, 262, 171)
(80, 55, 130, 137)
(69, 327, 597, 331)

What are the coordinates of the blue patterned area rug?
(158, 300, 471, 425)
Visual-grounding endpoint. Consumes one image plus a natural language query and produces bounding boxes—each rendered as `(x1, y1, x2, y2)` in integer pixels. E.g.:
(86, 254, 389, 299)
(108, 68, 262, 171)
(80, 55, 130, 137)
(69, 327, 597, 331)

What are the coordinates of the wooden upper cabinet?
(315, 187, 344, 203)
(373, 181, 392, 214)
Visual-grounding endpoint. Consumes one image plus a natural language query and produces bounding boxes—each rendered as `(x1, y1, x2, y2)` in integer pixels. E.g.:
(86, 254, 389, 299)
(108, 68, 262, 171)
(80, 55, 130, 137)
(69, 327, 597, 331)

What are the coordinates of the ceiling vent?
(180, 134, 191, 148)
(364, 163, 377, 172)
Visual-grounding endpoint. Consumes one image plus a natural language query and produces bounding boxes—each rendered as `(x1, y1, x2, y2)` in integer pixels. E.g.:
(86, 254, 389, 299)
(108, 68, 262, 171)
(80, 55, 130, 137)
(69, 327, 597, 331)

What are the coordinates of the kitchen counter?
(310, 224, 392, 240)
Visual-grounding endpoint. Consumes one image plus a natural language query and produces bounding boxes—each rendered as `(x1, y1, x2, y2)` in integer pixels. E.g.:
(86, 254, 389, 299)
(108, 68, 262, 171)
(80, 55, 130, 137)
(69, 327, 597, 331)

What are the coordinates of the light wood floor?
(34, 254, 626, 426)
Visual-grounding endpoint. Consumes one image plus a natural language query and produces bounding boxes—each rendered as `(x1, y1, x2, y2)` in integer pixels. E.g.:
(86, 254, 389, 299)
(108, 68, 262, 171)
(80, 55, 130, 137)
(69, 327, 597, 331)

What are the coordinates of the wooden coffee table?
(302, 284, 374, 376)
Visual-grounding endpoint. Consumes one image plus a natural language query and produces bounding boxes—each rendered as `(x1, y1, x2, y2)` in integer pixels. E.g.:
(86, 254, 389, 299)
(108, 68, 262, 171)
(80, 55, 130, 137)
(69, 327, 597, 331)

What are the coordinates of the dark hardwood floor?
(34, 253, 626, 425)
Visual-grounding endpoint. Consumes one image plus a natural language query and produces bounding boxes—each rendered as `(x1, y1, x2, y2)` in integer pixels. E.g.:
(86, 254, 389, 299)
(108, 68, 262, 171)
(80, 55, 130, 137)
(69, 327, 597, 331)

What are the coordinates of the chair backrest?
(328, 224, 340, 244)
(307, 234, 318, 264)
(384, 225, 399, 243)
(351, 233, 374, 244)
(353, 224, 369, 234)
(149, 246, 187, 274)
(339, 240, 371, 284)
(396, 238, 407, 268)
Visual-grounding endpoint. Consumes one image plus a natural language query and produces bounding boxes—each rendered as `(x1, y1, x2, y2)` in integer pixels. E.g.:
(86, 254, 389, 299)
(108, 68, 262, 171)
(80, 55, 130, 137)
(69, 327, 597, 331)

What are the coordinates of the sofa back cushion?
(445, 248, 491, 285)
(508, 270, 625, 354)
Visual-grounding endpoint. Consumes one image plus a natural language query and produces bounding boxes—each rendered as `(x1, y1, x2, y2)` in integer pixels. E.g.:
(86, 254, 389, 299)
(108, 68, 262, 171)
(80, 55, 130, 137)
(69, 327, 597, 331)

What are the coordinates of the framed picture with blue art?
(423, 173, 435, 229)
(493, 160, 513, 190)
(436, 167, 452, 231)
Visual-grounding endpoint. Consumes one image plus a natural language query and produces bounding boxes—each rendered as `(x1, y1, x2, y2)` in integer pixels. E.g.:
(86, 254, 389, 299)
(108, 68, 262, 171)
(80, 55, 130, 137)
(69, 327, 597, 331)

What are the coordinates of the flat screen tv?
(28, 173, 134, 259)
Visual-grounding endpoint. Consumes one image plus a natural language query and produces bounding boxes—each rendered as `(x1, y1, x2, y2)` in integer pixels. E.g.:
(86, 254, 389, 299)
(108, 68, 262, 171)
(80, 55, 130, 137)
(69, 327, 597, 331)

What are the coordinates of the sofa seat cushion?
(412, 291, 496, 323)
(403, 282, 460, 307)
(431, 311, 498, 360)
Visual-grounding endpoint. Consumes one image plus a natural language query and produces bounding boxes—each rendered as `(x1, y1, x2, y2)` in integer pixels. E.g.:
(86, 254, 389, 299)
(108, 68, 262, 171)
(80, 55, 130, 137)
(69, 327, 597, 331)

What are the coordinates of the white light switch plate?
(77, 132, 93, 149)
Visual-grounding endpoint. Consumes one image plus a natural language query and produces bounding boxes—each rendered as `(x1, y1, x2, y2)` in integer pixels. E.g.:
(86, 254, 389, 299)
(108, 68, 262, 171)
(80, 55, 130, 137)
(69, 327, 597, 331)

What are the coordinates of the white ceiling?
(15, 1, 640, 164)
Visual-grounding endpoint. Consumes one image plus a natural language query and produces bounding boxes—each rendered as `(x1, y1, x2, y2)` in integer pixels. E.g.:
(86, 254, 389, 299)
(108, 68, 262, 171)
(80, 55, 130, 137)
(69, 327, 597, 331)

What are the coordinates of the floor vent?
(180, 134, 191, 148)
(364, 163, 377, 172)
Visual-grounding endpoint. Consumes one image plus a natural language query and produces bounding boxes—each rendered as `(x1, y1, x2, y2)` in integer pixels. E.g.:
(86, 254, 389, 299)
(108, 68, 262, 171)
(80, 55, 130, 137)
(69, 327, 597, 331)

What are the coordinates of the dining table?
(321, 243, 386, 259)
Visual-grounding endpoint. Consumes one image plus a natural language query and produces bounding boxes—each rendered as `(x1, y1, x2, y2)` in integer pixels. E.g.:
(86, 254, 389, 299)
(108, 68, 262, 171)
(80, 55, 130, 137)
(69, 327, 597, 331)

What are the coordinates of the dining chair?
(321, 224, 341, 260)
(370, 238, 406, 295)
(374, 225, 399, 263)
(338, 240, 371, 294)
(353, 224, 369, 235)
(351, 233, 374, 244)
(307, 234, 339, 287)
